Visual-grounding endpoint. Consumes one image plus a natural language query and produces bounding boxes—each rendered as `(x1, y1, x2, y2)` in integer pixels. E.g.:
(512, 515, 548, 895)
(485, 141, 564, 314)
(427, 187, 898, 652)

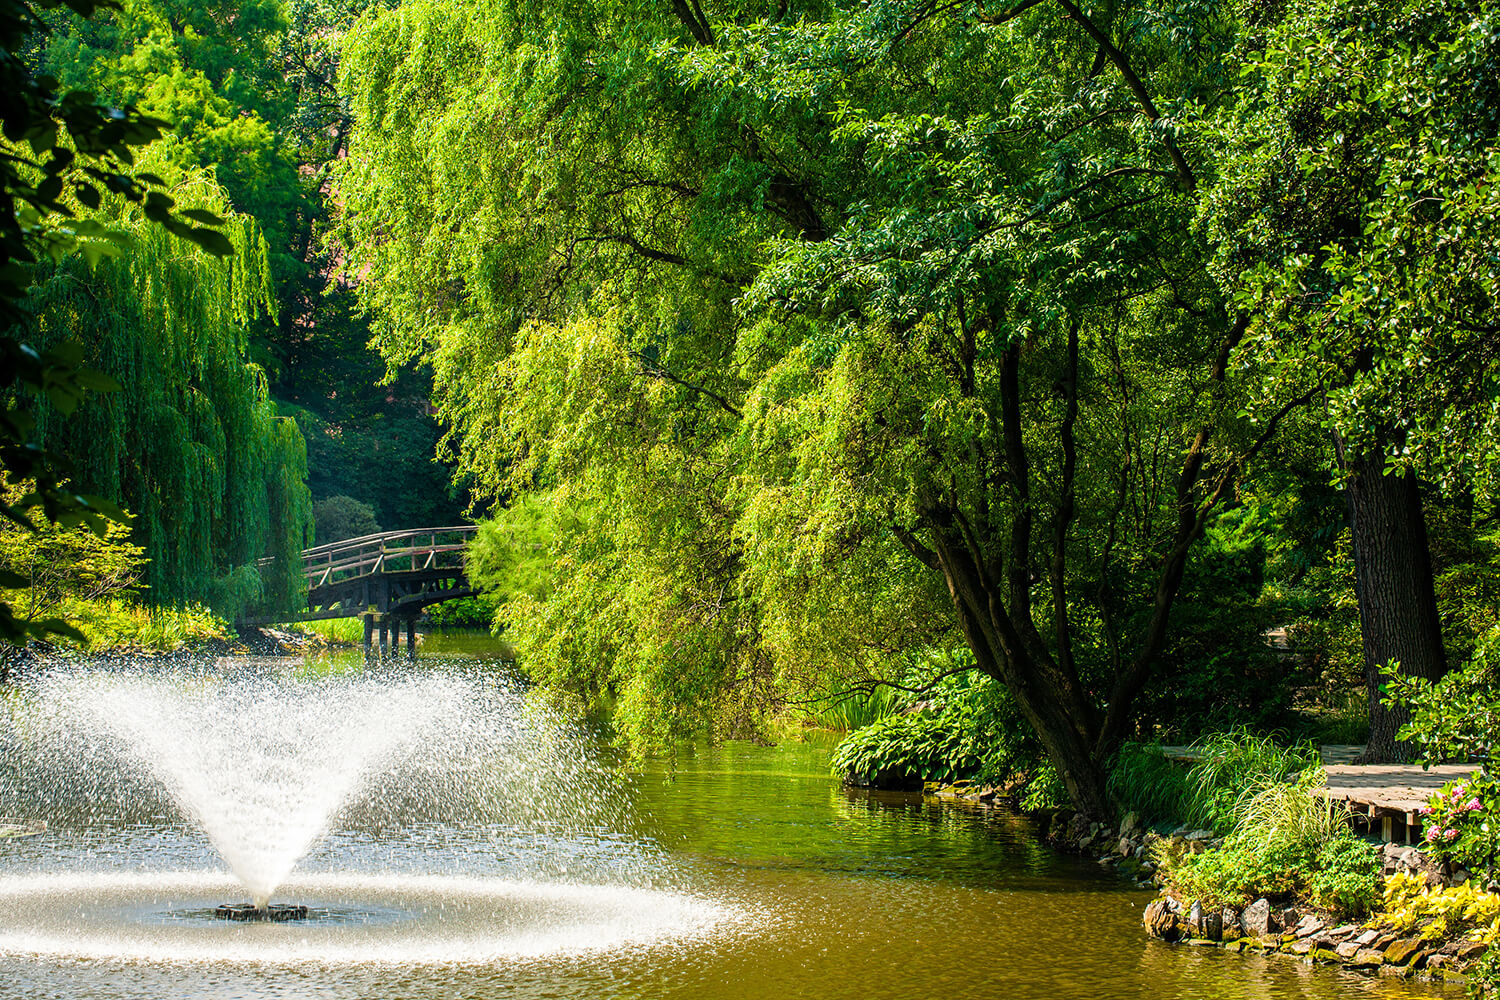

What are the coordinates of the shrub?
(1418, 771, 1500, 876)
(829, 671, 1050, 792)
(313, 495, 381, 545)
(830, 713, 981, 788)
(1382, 873, 1500, 944)
(1308, 835, 1379, 916)
(1158, 774, 1359, 913)
(1165, 835, 1306, 908)
(1020, 762, 1069, 811)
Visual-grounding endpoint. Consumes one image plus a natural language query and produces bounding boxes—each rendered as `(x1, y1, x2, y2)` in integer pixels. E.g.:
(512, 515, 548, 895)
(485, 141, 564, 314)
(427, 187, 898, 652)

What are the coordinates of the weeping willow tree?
(22, 150, 312, 618)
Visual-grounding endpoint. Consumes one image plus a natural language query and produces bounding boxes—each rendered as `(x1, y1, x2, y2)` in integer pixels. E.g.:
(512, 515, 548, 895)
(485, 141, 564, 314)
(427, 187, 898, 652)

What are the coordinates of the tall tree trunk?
(1342, 448, 1447, 762)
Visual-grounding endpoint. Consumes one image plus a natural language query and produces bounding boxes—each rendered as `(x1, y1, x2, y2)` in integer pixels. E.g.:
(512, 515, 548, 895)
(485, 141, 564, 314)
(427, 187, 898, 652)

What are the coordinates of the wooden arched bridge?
(248, 525, 479, 656)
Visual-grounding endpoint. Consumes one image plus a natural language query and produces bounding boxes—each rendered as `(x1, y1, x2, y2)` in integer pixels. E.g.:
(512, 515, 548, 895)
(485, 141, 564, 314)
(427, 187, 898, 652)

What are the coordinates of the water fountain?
(0, 660, 744, 971)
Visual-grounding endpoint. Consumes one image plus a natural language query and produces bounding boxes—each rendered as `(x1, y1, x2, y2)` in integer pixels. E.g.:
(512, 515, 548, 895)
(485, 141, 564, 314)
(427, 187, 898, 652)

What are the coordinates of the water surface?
(0, 641, 1455, 999)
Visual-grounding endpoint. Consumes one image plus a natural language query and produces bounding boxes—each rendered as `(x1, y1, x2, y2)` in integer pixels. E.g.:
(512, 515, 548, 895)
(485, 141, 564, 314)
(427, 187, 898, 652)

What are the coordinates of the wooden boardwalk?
(1158, 744, 1481, 843)
(1321, 762, 1478, 843)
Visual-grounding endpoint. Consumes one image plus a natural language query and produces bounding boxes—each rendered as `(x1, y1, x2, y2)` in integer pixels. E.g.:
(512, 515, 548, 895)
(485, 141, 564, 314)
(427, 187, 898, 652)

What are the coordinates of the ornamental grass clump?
(1181, 729, 1320, 834)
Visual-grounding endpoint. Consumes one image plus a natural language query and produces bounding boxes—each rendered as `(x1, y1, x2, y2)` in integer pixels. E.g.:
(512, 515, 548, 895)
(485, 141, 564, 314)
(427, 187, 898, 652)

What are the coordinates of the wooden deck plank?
(1319, 763, 1478, 814)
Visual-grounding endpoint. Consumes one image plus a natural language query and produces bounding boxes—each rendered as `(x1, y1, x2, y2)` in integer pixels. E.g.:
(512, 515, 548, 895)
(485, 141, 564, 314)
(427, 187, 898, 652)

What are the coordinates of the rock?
(1279, 907, 1299, 931)
(1143, 898, 1181, 942)
(1221, 908, 1242, 942)
(1352, 948, 1386, 968)
(1187, 901, 1205, 938)
(1426, 954, 1451, 971)
(1202, 910, 1223, 942)
(1287, 939, 1315, 956)
(1456, 940, 1489, 961)
(1329, 923, 1360, 938)
(1293, 916, 1325, 939)
(1335, 940, 1362, 960)
(1119, 811, 1142, 837)
(1383, 938, 1424, 966)
(1353, 929, 1380, 947)
(1183, 828, 1215, 841)
(1242, 898, 1273, 937)
(1117, 836, 1135, 856)
(1311, 947, 1342, 964)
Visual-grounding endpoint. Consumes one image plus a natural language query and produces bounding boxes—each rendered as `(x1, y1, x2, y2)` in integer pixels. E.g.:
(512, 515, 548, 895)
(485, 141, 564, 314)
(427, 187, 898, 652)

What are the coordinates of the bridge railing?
(302, 525, 479, 590)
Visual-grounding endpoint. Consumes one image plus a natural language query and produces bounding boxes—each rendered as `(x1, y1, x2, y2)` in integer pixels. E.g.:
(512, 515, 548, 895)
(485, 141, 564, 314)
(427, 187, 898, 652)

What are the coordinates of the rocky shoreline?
(925, 780, 1486, 986)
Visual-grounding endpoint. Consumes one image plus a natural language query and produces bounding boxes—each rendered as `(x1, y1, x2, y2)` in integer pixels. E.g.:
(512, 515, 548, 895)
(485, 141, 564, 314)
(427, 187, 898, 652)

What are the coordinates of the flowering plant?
(1421, 771, 1500, 874)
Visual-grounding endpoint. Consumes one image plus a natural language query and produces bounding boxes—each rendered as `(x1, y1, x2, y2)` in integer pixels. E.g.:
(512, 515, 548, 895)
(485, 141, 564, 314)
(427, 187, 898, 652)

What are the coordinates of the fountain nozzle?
(214, 903, 309, 922)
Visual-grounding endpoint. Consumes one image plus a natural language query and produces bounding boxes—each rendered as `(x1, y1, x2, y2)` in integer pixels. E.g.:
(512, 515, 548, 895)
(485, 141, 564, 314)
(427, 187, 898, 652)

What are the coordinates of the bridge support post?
(378, 618, 389, 659)
(361, 613, 374, 659)
(406, 618, 417, 660)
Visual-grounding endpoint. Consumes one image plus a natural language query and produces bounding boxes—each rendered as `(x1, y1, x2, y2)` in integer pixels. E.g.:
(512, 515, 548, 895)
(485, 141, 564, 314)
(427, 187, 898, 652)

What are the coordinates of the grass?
(1306, 688, 1372, 746)
(302, 617, 364, 644)
(1109, 742, 1192, 825)
(27, 597, 232, 653)
(1111, 727, 1320, 833)
(799, 685, 901, 732)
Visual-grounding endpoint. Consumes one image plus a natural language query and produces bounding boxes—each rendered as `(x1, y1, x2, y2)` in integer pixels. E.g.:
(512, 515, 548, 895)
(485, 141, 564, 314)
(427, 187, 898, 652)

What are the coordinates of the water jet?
(0, 660, 740, 971)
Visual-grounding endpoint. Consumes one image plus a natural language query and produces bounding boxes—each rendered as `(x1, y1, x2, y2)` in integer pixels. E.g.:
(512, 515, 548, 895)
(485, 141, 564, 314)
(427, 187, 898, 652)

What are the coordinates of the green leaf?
(185, 227, 234, 257)
(179, 209, 225, 226)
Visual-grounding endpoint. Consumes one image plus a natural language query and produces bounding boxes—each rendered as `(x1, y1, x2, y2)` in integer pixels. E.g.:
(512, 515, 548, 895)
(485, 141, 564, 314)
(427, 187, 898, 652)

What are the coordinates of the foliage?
(334, 0, 1287, 815)
(58, 598, 229, 652)
(1181, 730, 1321, 835)
(21, 154, 312, 617)
(1164, 835, 1307, 909)
(303, 616, 362, 644)
(0, 0, 236, 645)
(830, 712, 983, 789)
(1418, 772, 1500, 876)
(423, 595, 496, 628)
(1152, 732, 1363, 913)
(1203, 0, 1500, 494)
(1160, 782, 1366, 913)
(1383, 873, 1500, 944)
(1385, 637, 1500, 764)
(801, 685, 900, 733)
(313, 494, 379, 544)
(0, 482, 143, 614)
(830, 670, 1049, 792)
(1307, 836, 1380, 917)
(1108, 744, 1193, 827)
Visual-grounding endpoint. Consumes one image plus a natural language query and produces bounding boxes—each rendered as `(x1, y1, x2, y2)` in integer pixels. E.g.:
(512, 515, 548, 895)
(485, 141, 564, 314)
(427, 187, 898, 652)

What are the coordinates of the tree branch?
(1051, 0, 1197, 191)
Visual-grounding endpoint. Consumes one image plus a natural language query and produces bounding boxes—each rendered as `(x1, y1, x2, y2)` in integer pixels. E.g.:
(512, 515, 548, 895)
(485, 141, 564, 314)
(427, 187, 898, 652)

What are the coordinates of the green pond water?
(0, 634, 1457, 999)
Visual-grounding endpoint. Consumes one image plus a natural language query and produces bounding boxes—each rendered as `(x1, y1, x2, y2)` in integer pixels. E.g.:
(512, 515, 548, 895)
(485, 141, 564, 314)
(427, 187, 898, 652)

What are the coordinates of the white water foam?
(0, 870, 747, 965)
(48, 671, 468, 907)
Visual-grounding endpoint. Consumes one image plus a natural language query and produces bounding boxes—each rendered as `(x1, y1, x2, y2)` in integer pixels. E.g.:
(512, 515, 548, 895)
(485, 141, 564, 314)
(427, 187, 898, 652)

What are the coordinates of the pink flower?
(1445, 828, 1459, 842)
(1421, 805, 1433, 815)
(1468, 799, 1484, 811)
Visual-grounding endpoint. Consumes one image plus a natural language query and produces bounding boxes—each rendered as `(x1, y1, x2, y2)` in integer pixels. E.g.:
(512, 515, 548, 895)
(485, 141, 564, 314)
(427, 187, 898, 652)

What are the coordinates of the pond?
(0, 637, 1454, 999)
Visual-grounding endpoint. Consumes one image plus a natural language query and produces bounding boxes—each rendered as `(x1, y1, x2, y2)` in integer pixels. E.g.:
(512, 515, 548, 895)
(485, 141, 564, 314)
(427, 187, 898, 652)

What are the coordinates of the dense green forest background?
(5, 0, 473, 622)
(1, 0, 1497, 819)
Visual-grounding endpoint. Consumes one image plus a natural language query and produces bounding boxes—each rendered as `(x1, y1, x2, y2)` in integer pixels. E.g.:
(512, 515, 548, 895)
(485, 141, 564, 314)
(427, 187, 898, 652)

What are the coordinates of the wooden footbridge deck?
(1161, 744, 1480, 843)
(245, 525, 479, 656)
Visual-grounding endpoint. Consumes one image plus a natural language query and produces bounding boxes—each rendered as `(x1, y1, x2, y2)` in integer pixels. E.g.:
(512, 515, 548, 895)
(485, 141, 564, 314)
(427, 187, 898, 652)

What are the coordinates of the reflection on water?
(0, 642, 1458, 999)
